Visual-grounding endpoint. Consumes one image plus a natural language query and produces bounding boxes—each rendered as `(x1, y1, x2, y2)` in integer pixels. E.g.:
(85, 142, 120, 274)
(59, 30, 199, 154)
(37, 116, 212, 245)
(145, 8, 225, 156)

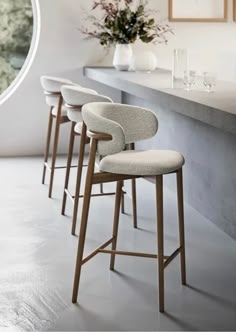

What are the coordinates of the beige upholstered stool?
(72, 102, 186, 313)
(61, 86, 138, 235)
(40, 76, 75, 198)
(61, 85, 112, 235)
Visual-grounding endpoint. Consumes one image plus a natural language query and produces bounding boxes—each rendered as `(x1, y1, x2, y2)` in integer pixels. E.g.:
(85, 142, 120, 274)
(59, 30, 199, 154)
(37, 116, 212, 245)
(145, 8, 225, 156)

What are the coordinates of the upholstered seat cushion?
(74, 122, 83, 134)
(52, 106, 68, 117)
(65, 86, 98, 123)
(99, 150, 185, 176)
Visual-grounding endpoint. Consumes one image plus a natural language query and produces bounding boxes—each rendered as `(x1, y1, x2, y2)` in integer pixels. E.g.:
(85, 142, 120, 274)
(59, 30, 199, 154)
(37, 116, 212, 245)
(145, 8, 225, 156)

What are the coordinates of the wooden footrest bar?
(81, 242, 181, 266)
(54, 165, 78, 169)
(44, 162, 87, 171)
(65, 189, 74, 204)
(99, 249, 162, 259)
(164, 247, 182, 269)
(81, 237, 114, 265)
(79, 192, 116, 198)
(64, 189, 116, 204)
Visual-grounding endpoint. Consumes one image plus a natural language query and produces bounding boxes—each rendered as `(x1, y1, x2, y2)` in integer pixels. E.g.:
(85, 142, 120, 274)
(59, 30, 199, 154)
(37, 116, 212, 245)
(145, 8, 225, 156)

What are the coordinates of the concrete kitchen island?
(84, 67, 236, 240)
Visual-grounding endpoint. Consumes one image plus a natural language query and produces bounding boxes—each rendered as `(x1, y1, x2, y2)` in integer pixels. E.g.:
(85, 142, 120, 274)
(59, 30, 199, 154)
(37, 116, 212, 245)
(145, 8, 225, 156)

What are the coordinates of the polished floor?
(0, 157, 236, 331)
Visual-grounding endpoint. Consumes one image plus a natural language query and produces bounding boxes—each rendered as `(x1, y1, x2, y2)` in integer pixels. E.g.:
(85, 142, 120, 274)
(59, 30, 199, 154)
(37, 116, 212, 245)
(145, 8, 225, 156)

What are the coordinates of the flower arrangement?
(81, 0, 173, 47)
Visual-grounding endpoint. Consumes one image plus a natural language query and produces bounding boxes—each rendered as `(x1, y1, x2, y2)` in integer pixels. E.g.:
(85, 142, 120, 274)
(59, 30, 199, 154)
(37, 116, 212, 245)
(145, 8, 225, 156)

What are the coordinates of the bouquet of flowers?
(81, 0, 173, 47)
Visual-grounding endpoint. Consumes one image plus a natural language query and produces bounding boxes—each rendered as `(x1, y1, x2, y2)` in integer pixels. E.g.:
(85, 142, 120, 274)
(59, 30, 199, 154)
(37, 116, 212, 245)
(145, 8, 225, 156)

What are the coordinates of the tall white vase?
(113, 44, 133, 71)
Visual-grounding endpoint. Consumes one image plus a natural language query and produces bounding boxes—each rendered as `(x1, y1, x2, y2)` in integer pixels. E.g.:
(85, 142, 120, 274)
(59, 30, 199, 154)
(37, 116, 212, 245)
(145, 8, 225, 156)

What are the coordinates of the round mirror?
(0, 0, 33, 95)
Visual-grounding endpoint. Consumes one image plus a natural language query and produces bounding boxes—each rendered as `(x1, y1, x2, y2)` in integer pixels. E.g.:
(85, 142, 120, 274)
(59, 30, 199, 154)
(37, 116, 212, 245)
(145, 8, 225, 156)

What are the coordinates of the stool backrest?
(82, 102, 158, 156)
(61, 85, 113, 123)
(41, 76, 75, 107)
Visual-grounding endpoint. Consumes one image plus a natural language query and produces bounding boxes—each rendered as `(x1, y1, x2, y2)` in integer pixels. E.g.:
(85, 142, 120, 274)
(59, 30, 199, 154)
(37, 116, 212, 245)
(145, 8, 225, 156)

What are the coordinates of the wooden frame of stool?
(72, 126, 186, 313)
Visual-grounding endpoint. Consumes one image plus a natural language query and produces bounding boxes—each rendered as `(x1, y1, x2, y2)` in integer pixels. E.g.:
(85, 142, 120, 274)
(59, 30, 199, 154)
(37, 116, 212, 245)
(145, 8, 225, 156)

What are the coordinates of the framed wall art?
(233, 0, 236, 21)
(169, 0, 228, 22)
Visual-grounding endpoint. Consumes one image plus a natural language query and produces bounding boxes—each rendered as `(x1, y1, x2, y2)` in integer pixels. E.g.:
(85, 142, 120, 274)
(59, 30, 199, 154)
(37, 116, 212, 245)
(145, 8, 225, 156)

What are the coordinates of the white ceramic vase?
(113, 44, 133, 71)
(130, 51, 157, 72)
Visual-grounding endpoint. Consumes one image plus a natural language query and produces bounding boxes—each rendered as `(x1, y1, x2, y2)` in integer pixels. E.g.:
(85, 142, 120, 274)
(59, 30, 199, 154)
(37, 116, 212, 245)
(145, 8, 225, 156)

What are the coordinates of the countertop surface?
(84, 67, 236, 135)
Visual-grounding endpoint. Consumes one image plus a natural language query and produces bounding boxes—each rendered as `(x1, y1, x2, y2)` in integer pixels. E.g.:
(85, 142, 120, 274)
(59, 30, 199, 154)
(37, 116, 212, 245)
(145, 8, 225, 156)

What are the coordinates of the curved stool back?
(61, 85, 110, 124)
(82, 102, 158, 156)
(41, 76, 72, 108)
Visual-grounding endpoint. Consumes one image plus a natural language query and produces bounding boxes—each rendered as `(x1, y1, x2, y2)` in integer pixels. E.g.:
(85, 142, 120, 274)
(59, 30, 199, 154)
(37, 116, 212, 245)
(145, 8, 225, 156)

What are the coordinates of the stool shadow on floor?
(111, 271, 198, 330)
(163, 312, 198, 331)
(112, 270, 161, 306)
(186, 284, 236, 310)
(72, 303, 120, 330)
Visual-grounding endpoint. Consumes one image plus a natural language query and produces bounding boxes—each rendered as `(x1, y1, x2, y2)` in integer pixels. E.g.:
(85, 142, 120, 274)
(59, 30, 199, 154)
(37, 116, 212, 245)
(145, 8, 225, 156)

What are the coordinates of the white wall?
(147, 0, 236, 81)
(0, 0, 120, 157)
(0, 0, 236, 156)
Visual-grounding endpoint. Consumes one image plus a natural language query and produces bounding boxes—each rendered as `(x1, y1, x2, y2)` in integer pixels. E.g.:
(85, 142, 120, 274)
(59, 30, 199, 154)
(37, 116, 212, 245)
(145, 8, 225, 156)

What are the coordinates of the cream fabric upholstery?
(52, 106, 67, 117)
(45, 96, 61, 107)
(82, 103, 158, 156)
(74, 122, 83, 134)
(61, 85, 113, 123)
(40, 76, 72, 92)
(40, 76, 75, 107)
(99, 150, 185, 176)
(61, 85, 112, 105)
(67, 110, 83, 123)
(61, 85, 99, 105)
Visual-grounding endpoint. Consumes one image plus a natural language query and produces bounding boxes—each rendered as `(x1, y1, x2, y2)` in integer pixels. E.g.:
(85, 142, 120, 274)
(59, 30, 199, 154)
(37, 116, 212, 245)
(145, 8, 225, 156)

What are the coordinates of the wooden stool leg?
(110, 181, 123, 270)
(71, 123, 87, 235)
(131, 179, 137, 229)
(98, 155, 104, 194)
(156, 175, 164, 313)
(48, 97, 63, 198)
(121, 181, 125, 214)
(61, 122, 76, 215)
(42, 108, 53, 184)
(177, 168, 186, 285)
(72, 139, 97, 303)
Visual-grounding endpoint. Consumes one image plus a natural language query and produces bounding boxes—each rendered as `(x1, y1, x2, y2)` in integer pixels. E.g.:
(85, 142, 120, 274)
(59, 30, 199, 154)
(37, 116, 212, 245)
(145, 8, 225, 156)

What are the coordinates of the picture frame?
(169, 0, 228, 22)
(233, 0, 236, 21)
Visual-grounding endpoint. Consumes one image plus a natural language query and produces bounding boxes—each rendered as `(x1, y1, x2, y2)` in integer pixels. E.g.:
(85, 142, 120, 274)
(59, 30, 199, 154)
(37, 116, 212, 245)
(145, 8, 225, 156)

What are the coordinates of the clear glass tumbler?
(183, 70, 196, 91)
(203, 72, 217, 92)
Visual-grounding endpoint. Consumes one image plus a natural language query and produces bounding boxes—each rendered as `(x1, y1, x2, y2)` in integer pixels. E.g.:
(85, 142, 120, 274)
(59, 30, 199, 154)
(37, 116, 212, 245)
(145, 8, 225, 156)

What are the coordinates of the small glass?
(183, 70, 196, 91)
(203, 72, 217, 93)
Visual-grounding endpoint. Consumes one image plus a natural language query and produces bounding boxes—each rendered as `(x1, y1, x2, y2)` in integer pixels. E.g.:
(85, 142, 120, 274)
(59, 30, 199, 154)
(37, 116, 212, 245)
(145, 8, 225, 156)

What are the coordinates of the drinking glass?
(172, 49, 189, 88)
(203, 72, 217, 92)
(183, 70, 196, 91)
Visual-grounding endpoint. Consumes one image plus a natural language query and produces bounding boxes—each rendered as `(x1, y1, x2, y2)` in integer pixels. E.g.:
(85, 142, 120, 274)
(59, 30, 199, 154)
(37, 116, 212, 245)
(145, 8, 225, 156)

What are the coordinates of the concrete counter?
(84, 66, 236, 240)
(84, 67, 236, 136)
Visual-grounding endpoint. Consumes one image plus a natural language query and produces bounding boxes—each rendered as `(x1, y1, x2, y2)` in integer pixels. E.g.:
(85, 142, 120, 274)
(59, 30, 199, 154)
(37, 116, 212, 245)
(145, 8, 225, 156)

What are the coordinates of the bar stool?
(61, 85, 138, 235)
(72, 102, 186, 313)
(60, 85, 112, 235)
(40, 76, 75, 198)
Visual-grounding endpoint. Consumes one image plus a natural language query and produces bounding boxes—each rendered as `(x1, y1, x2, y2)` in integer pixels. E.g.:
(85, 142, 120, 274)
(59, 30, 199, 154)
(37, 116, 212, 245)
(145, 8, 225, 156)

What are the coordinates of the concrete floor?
(0, 156, 236, 331)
